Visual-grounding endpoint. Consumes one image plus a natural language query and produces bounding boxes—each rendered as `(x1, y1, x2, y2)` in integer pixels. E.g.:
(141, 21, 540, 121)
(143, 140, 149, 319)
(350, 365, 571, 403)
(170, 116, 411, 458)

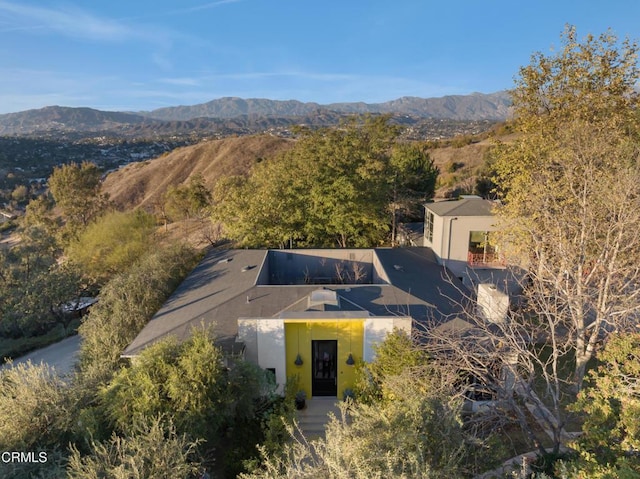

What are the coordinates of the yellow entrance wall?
(285, 320, 364, 398)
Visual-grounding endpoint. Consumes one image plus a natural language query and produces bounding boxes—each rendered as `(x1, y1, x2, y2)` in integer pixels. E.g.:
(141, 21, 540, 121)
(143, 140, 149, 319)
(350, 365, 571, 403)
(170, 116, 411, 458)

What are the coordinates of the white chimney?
(477, 283, 509, 324)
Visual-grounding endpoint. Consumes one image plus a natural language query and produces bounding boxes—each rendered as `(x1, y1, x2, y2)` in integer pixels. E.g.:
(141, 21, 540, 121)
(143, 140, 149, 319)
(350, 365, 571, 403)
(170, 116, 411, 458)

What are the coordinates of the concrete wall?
(237, 319, 258, 364)
(257, 319, 286, 392)
(261, 250, 378, 285)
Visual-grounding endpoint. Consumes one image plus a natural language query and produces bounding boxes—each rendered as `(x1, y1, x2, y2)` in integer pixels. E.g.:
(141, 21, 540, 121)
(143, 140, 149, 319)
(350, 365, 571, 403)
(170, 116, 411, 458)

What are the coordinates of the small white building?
(423, 196, 505, 288)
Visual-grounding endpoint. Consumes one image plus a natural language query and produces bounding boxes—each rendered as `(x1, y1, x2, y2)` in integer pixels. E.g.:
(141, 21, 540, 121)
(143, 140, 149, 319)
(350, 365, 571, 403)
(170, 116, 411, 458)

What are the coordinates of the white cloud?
(0, 1, 132, 41)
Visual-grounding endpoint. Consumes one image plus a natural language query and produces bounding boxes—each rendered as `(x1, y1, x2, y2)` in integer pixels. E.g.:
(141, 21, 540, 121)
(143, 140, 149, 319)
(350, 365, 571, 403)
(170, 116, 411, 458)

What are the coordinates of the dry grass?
(102, 134, 295, 211)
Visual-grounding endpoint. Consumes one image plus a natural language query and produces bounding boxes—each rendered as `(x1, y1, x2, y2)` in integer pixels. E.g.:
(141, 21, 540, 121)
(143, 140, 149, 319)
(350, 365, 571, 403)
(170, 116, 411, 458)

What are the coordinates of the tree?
(354, 328, 430, 403)
(164, 173, 212, 222)
(100, 329, 279, 475)
(566, 332, 640, 477)
(212, 158, 307, 248)
(66, 210, 157, 285)
(426, 26, 640, 459)
(67, 417, 201, 479)
(78, 244, 200, 382)
(492, 25, 640, 391)
(212, 115, 401, 248)
(244, 332, 498, 479)
(0, 361, 72, 451)
(101, 332, 229, 440)
(10, 184, 28, 203)
(0, 362, 72, 479)
(48, 162, 110, 240)
(388, 143, 439, 246)
(0, 213, 82, 338)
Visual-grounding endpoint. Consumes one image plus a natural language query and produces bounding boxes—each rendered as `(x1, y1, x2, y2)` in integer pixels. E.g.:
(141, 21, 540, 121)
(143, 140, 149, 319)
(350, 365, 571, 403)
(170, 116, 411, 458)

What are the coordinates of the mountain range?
(0, 91, 511, 137)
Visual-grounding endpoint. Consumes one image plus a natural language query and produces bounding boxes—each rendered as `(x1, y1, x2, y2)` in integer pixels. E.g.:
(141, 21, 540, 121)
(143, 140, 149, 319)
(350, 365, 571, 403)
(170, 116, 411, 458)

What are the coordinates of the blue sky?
(0, 0, 639, 114)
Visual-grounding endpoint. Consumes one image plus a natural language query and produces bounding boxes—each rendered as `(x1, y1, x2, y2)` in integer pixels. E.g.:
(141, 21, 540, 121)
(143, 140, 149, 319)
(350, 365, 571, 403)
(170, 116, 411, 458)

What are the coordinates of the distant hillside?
(0, 106, 148, 135)
(141, 92, 511, 122)
(329, 92, 512, 120)
(101, 129, 513, 213)
(102, 135, 295, 210)
(0, 92, 510, 138)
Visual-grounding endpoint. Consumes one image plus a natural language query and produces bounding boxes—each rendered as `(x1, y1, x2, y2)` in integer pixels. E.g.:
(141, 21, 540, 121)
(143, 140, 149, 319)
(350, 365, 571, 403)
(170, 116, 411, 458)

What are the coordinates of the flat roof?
(122, 247, 469, 357)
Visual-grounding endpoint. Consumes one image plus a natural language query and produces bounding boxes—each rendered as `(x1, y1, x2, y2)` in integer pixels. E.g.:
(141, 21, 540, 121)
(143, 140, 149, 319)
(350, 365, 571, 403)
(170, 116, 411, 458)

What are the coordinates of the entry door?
(312, 340, 337, 396)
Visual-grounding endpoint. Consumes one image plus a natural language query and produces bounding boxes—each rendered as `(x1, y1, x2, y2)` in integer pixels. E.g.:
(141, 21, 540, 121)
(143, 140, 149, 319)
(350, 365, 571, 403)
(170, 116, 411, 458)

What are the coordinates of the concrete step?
(295, 398, 341, 439)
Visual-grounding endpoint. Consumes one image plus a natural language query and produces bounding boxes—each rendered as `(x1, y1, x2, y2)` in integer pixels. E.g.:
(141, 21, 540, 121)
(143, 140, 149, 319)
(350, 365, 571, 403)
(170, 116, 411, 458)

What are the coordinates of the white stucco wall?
(447, 216, 496, 261)
(237, 319, 258, 364)
(363, 316, 411, 362)
(426, 214, 497, 278)
(238, 318, 287, 392)
(256, 319, 286, 391)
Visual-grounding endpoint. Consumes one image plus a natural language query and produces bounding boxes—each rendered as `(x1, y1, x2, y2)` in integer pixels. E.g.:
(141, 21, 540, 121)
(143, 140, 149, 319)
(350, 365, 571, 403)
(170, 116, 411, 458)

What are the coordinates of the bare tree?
(491, 27, 640, 392)
(351, 261, 367, 284)
(421, 289, 575, 456)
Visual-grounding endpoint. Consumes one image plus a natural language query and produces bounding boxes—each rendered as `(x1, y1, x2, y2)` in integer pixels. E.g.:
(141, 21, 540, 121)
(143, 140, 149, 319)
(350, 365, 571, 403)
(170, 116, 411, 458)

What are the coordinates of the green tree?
(100, 329, 279, 475)
(566, 333, 640, 478)
(389, 143, 439, 245)
(492, 26, 640, 392)
(0, 361, 72, 451)
(354, 328, 430, 403)
(10, 184, 28, 203)
(67, 417, 201, 479)
(66, 210, 157, 285)
(213, 115, 401, 248)
(48, 161, 110, 240)
(212, 159, 306, 248)
(164, 173, 212, 222)
(0, 217, 81, 338)
(101, 332, 229, 439)
(244, 347, 496, 479)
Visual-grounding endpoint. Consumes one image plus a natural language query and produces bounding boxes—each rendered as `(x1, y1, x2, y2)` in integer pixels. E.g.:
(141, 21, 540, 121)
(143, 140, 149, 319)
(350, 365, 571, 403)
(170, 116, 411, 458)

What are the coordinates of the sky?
(1, 0, 639, 114)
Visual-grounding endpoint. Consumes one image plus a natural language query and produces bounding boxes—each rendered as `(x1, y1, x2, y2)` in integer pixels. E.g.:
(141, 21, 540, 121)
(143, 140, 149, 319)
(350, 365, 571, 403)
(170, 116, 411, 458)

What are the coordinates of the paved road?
(1, 335, 81, 376)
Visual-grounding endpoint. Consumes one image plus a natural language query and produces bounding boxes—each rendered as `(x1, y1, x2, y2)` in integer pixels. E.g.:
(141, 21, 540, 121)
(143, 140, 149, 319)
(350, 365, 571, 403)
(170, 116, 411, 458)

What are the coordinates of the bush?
(67, 416, 201, 479)
(0, 361, 72, 450)
(78, 244, 200, 382)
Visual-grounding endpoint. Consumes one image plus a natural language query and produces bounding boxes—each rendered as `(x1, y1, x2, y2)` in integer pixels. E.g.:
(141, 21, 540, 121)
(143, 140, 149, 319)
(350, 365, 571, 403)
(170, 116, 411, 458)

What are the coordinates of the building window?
(426, 212, 434, 243)
(468, 231, 501, 267)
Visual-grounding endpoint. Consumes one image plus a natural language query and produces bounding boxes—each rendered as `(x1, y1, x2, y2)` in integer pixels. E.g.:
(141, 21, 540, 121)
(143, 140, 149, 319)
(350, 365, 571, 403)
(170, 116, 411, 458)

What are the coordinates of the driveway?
(1, 335, 82, 377)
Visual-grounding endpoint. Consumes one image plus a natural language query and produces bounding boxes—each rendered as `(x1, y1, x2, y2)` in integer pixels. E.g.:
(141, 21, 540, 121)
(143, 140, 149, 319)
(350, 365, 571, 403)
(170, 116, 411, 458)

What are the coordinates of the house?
(122, 247, 467, 399)
(423, 195, 509, 289)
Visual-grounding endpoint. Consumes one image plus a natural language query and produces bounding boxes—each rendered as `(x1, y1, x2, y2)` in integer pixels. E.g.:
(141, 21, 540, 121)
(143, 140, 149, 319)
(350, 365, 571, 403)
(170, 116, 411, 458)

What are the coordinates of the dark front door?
(312, 340, 337, 396)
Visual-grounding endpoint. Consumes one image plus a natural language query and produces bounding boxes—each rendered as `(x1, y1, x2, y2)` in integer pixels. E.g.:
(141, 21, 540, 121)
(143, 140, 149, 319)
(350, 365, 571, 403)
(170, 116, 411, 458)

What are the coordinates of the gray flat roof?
(122, 247, 469, 357)
(425, 198, 495, 217)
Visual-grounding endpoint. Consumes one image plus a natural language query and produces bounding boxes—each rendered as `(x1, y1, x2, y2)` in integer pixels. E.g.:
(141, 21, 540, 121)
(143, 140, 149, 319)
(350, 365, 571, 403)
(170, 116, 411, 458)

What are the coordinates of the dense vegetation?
(212, 115, 438, 248)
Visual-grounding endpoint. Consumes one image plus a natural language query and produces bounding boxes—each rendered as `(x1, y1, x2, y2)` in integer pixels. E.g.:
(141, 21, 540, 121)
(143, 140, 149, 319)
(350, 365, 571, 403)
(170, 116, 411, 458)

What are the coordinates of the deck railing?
(467, 251, 506, 268)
